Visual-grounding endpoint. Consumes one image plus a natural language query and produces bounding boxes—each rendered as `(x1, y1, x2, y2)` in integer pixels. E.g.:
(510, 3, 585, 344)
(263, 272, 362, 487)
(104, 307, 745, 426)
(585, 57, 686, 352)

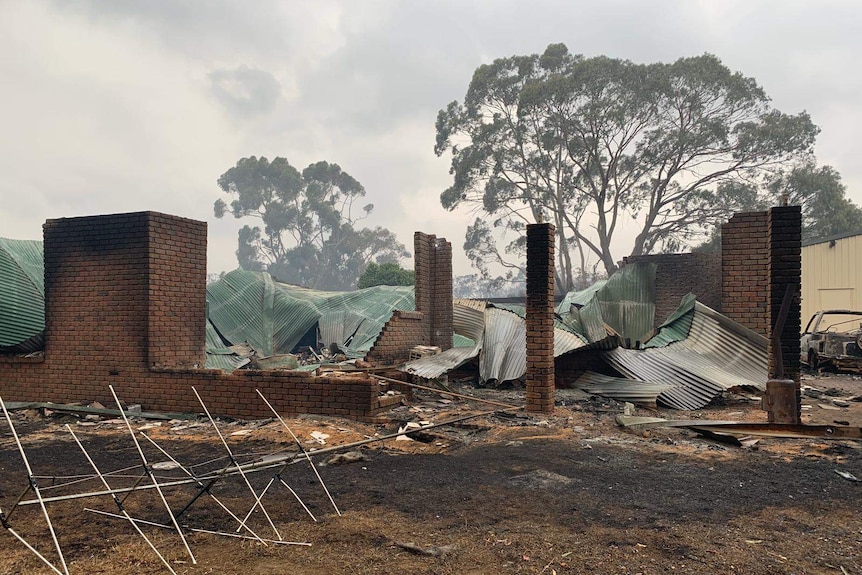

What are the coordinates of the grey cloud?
(50, 0, 322, 63)
(209, 66, 282, 118)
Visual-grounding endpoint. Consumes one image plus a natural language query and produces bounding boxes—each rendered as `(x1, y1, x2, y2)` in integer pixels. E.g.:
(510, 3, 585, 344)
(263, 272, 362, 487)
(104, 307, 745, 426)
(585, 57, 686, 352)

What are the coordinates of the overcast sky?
(2, 0, 861, 278)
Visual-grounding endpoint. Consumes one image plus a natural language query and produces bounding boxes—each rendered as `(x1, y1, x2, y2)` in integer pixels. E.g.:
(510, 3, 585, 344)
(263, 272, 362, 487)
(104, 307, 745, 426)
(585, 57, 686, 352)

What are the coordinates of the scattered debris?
(319, 451, 368, 467)
(310, 431, 330, 444)
(834, 470, 860, 482)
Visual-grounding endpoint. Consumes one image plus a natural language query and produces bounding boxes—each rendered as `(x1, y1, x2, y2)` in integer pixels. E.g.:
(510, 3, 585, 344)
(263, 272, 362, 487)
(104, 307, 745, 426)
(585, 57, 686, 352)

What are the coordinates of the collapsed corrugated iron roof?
(602, 301, 767, 410)
(0, 238, 45, 353)
(404, 261, 768, 409)
(402, 299, 589, 383)
(206, 269, 415, 365)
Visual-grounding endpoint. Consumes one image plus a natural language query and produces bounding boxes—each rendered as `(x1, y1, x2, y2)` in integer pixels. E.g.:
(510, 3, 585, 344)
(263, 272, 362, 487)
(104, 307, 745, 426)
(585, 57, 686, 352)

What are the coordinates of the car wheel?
(808, 349, 819, 370)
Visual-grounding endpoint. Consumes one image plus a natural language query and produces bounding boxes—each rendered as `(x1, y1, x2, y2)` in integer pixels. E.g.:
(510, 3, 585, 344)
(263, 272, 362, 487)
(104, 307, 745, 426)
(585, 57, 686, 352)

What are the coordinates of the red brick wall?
(722, 211, 770, 336)
(147, 213, 207, 369)
(366, 310, 427, 366)
(525, 223, 555, 413)
(623, 252, 722, 324)
(0, 212, 386, 421)
(43, 212, 151, 373)
(0, 360, 385, 419)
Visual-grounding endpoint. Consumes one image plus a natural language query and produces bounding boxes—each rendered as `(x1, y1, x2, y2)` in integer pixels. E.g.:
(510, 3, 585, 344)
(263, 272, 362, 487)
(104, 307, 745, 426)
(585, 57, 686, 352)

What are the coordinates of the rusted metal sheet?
(688, 422, 862, 440)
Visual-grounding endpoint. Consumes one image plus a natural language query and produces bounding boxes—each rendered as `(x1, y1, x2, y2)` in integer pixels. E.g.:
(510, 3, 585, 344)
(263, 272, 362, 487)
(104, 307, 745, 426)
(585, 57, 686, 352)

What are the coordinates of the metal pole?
(236, 465, 316, 530)
(1, 396, 69, 575)
(66, 425, 177, 575)
(191, 386, 281, 541)
(277, 476, 317, 521)
(108, 385, 197, 564)
(19, 406, 518, 507)
(236, 475, 278, 531)
(0, 507, 64, 575)
(140, 432, 268, 546)
(84, 508, 310, 546)
(256, 389, 340, 515)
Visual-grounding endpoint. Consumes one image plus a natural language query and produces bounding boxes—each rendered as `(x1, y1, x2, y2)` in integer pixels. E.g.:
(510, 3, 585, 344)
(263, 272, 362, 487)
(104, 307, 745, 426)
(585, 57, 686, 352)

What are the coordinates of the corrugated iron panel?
(0, 238, 45, 348)
(480, 307, 526, 383)
(318, 310, 365, 350)
(556, 280, 607, 314)
(205, 352, 250, 371)
(320, 285, 415, 356)
(593, 263, 656, 345)
(644, 293, 696, 348)
(206, 270, 414, 357)
(573, 300, 610, 343)
(553, 326, 588, 356)
(454, 298, 488, 311)
(602, 302, 767, 410)
(574, 371, 676, 405)
(404, 302, 485, 378)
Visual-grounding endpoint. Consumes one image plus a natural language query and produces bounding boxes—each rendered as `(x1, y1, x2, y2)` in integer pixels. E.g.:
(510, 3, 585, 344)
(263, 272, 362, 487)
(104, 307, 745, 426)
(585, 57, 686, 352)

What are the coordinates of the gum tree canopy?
(435, 44, 819, 290)
(214, 156, 409, 290)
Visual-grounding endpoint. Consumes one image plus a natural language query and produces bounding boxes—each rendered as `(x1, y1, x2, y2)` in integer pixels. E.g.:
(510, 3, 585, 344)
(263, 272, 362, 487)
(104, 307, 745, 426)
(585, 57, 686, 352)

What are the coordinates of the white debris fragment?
(310, 431, 330, 444)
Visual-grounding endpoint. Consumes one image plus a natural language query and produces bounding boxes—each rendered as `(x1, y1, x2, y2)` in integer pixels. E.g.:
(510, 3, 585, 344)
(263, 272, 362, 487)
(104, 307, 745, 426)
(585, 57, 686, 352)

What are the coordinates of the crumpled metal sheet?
(558, 263, 656, 345)
(404, 303, 587, 383)
(404, 301, 485, 379)
(0, 238, 45, 349)
(603, 302, 768, 410)
(480, 307, 528, 383)
(206, 269, 415, 362)
(574, 371, 677, 406)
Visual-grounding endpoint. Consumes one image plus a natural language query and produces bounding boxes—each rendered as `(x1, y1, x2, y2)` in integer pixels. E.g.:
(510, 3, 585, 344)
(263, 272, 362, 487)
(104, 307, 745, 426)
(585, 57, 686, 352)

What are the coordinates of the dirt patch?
(1, 375, 861, 574)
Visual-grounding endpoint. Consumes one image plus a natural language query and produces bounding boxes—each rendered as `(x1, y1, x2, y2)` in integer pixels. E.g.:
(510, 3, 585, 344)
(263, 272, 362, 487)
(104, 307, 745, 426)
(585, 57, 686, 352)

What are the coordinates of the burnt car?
(801, 309, 862, 372)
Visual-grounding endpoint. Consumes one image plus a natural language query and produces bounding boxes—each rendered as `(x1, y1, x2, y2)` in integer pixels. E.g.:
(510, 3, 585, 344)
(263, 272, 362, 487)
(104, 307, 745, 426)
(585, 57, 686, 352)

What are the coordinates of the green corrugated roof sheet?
(205, 269, 414, 361)
(0, 238, 45, 348)
(555, 263, 656, 345)
(644, 293, 697, 348)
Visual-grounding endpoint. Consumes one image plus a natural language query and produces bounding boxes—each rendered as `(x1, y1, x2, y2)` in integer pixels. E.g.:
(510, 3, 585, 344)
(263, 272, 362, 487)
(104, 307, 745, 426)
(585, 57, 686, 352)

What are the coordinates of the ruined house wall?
(623, 252, 722, 324)
(365, 233, 454, 367)
(721, 211, 770, 336)
(525, 223, 555, 413)
(365, 310, 426, 366)
(0, 212, 388, 421)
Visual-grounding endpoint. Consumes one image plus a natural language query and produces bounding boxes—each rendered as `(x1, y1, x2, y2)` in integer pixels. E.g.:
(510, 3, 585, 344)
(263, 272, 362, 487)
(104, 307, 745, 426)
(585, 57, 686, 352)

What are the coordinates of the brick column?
(414, 232, 434, 345)
(431, 238, 453, 350)
(525, 223, 555, 413)
(721, 212, 770, 336)
(765, 205, 802, 423)
(413, 232, 454, 351)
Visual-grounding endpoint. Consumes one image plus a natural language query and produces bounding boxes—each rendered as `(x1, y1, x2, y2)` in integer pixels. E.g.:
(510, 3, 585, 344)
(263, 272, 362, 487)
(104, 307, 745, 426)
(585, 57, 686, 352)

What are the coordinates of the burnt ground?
(1, 372, 861, 575)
